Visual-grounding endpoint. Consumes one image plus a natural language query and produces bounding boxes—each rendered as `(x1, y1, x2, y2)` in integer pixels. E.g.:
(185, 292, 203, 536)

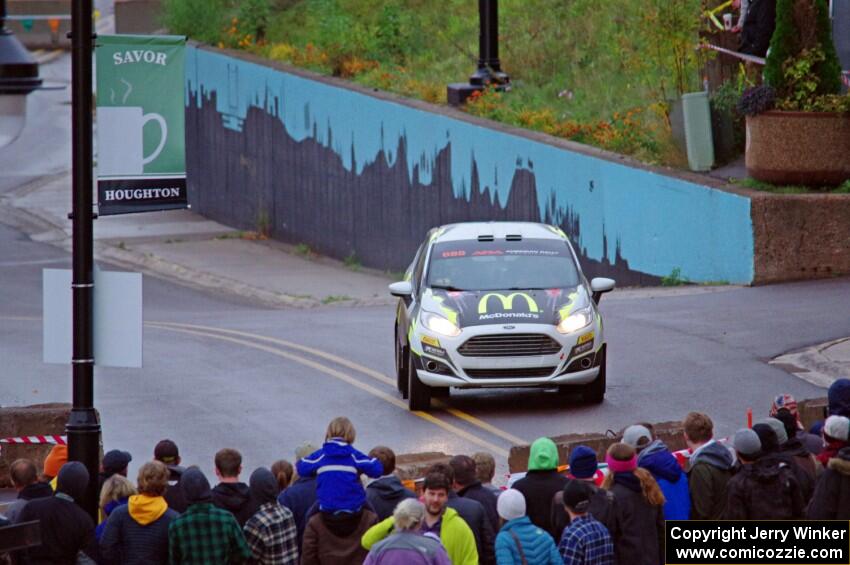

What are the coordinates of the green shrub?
(238, 0, 272, 43)
(765, 0, 842, 100)
(161, 0, 228, 44)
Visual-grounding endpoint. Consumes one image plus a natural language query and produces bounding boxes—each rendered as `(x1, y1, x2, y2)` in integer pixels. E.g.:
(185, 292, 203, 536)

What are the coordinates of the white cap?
(622, 425, 652, 450)
(824, 415, 850, 441)
(497, 488, 526, 521)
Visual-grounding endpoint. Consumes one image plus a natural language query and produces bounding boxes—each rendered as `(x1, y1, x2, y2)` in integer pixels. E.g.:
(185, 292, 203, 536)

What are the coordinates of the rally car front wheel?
(395, 325, 409, 399)
(582, 347, 606, 405)
(408, 351, 432, 411)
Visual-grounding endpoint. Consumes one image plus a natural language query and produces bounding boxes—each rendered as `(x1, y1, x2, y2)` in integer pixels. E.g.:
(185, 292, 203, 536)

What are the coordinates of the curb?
(770, 337, 850, 388)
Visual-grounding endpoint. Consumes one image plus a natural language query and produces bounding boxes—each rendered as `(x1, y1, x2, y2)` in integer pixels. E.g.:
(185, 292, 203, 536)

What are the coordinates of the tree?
(764, 0, 841, 100)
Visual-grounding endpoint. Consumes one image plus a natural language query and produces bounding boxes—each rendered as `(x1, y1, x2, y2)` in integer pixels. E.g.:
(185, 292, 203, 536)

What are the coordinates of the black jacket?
(278, 475, 317, 548)
(608, 474, 665, 565)
(551, 480, 616, 541)
(458, 481, 499, 533)
(512, 470, 568, 539)
(212, 481, 260, 526)
(724, 455, 805, 520)
(448, 490, 496, 565)
(740, 0, 776, 56)
(4, 481, 53, 524)
(365, 476, 416, 521)
(807, 447, 850, 519)
(16, 494, 99, 565)
(778, 440, 818, 504)
(163, 465, 188, 513)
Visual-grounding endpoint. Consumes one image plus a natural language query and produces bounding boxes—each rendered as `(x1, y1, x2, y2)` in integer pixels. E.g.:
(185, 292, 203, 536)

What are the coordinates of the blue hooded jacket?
(295, 439, 383, 512)
(637, 440, 690, 520)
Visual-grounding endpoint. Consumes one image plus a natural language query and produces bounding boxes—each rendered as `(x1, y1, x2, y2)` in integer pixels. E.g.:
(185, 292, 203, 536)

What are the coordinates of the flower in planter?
(737, 84, 776, 116)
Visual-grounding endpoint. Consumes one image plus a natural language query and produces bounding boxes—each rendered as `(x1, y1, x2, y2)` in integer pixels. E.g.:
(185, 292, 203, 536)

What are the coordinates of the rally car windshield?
(427, 239, 581, 291)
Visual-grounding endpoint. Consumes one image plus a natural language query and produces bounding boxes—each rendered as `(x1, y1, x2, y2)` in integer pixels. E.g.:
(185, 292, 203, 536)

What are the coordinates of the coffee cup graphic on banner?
(97, 106, 168, 176)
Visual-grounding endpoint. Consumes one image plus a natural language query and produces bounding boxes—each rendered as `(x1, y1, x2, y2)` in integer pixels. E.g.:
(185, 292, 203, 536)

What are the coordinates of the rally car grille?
(457, 333, 562, 357)
(465, 366, 558, 379)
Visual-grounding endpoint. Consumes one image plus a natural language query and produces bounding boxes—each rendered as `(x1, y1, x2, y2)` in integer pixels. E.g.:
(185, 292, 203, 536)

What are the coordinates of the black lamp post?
(0, 0, 42, 147)
(67, 0, 101, 521)
(447, 0, 511, 107)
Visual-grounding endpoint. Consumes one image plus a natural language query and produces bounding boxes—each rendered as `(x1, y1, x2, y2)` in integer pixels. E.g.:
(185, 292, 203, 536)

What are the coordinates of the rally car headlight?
(421, 311, 461, 337)
(557, 308, 593, 334)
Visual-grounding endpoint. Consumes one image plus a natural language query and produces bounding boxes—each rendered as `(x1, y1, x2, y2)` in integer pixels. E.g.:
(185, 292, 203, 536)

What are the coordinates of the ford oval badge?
(503, 325, 515, 330)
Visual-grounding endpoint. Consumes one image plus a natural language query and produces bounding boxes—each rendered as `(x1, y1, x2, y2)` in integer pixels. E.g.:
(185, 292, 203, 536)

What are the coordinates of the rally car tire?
(395, 326, 409, 399)
(408, 351, 432, 411)
(583, 347, 606, 405)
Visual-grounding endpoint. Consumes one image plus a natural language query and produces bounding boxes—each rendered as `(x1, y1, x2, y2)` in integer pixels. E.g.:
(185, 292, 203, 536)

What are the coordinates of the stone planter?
(746, 111, 850, 186)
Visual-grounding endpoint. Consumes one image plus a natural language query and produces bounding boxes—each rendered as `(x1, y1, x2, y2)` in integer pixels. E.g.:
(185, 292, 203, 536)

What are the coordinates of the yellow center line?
(2, 315, 529, 448)
(146, 323, 509, 457)
(148, 321, 529, 446)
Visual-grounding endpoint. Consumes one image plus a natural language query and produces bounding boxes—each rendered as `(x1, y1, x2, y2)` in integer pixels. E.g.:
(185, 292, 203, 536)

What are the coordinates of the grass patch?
(215, 231, 245, 240)
(737, 177, 850, 194)
(344, 252, 361, 271)
(163, 0, 712, 166)
(661, 267, 689, 287)
(321, 294, 353, 304)
(294, 243, 318, 259)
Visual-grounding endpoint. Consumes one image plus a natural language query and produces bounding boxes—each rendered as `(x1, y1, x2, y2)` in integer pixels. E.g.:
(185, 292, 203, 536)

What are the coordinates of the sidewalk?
(771, 337, 850, 389)
(0, 169, 396, 308)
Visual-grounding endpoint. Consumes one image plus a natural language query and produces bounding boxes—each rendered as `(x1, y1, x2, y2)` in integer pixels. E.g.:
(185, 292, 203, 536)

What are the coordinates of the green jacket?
(362, 506, 478, 565)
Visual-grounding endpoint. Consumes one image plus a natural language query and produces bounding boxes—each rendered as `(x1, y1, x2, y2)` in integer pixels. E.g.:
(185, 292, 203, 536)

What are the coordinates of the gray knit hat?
(756, 417, 788, 445)
(733, 428, 762, 457)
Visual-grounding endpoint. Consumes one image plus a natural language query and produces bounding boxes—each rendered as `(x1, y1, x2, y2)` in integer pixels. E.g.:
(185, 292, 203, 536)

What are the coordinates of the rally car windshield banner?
(95, 35, 187, 216)
(427, 239, 580, 291)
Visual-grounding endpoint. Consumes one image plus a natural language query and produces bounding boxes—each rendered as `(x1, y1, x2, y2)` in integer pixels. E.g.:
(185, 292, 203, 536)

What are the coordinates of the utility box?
(682, 91, 715, 172)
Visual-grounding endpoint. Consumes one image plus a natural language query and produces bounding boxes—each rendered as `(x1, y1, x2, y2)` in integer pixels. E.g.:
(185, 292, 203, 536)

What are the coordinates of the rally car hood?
(422, 285, 591, 328)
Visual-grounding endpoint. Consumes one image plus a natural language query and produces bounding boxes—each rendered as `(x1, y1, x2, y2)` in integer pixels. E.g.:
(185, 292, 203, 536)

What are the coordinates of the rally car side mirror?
(590, 277, 616, 304)
(389, 281, 413, 298)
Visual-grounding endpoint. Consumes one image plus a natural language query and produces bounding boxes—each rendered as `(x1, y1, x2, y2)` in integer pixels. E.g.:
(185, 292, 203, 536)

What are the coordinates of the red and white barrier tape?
(700, 43, 767, 65)
(0, 435, 67, 445)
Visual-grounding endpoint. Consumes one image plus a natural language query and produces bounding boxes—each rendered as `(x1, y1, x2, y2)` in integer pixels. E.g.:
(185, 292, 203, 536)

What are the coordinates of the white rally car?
(390, 222, 615, 411)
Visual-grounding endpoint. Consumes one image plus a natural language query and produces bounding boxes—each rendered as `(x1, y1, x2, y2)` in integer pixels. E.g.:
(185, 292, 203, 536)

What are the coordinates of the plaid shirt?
(558, 514, 615, 565)
(243, 502, 299, 565)
(169, 502, 251, 565)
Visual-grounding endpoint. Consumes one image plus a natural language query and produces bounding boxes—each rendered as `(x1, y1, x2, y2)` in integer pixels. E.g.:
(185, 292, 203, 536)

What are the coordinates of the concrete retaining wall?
(184, 45, 756, 286)
(751, 194, 850, 284)
(182, 45, 850, 286)
(0, 403, 70, 488)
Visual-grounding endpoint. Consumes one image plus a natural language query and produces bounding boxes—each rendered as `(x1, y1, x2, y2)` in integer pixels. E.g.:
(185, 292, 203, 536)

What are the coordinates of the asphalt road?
(3, 218, 849, 480)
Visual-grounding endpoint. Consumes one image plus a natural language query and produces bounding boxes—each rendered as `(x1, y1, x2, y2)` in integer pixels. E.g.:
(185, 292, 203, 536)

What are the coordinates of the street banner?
(96, 35, 187, 216)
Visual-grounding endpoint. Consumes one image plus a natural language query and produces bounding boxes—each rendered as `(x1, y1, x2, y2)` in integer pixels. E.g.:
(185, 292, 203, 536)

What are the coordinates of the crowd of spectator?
(2, 378, 850, 565)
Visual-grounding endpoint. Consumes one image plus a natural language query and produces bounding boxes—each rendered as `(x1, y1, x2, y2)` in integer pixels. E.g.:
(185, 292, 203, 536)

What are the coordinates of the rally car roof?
(431, 221, 565, 244)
